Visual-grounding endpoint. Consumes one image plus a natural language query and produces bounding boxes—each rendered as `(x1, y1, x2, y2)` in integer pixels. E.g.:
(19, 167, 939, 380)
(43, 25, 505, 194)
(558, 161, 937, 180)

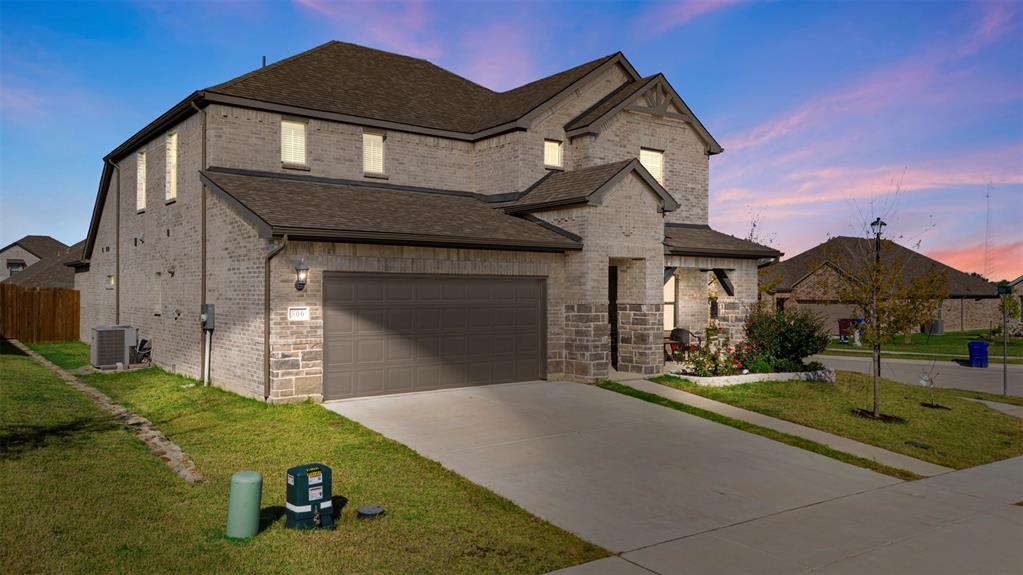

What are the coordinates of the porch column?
(676, 268, 708, 335)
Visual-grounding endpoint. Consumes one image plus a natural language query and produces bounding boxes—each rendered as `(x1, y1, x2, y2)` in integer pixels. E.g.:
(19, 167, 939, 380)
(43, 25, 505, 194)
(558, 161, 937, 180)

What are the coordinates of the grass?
(826, 328, 1023, 358)
(651, 371, 1023, 470)
(2, 341, 605, 574)
(26, 340, 90, 370)
(597, 381, 921, 481)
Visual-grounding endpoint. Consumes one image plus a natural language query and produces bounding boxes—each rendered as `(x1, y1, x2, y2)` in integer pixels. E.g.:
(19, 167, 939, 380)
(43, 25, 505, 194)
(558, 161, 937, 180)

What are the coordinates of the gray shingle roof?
(3, 240, 83, 288)
(207, 41, 616, 134)
(664, 224, 782, 259)
(761, 236, 998, 297)
(501, 159, 678, 213)
(0, 235, 67, 260)
(564, 76, 657, 132)
(200, 169, 581, 251)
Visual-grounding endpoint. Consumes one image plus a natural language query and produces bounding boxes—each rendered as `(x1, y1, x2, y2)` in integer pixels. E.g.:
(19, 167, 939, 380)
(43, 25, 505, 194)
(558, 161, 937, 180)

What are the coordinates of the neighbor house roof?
(663, 224, 782, 260)
(501, 159, 679, 213)
(206, 41, 626, 135)
(199, 168, 582, 252)
(3, 240, 84, 288)
(761, 236, 998, 298)
(0, 235, 67, 260)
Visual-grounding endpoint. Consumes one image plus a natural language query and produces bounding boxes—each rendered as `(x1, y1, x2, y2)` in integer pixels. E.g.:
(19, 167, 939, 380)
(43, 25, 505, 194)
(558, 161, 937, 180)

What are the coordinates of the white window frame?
(544, 139, 563, 168)
(281, 119, 307, 165)
(136, 150, 147, 211)
(362, 131, 386, 175)
(663, 273, 677, 331)
(165, 132, 177, 202)
(640, 148, 664, 184)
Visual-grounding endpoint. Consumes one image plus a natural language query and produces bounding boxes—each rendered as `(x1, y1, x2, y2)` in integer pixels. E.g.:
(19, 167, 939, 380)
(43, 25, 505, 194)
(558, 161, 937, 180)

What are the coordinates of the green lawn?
(2, 341, 605, 574)
(819, 349, 1023, 365)
(598, 381, 920, 481)
(826, 329, 1023, 358)
(26, 340, 90, 370)
(651, 371, 1023, 470)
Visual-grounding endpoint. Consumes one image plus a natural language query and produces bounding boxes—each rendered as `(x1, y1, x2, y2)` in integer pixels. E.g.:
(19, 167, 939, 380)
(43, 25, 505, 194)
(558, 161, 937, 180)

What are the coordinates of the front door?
(608, 266, 619, 370)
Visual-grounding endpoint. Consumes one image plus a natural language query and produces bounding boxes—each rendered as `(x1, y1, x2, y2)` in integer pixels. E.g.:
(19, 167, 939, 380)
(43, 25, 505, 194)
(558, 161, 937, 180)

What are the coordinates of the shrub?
(745, 307, 830, 369)
(748, 359, 773, 373)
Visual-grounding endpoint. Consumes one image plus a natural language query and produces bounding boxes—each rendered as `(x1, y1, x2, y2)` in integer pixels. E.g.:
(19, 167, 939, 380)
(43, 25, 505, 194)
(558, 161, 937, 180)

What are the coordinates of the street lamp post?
(870, 217, 886, 418)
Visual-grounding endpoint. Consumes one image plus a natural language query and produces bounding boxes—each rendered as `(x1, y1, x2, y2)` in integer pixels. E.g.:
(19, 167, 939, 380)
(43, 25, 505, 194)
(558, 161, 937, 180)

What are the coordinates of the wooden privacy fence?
(0, 284, 79, 343)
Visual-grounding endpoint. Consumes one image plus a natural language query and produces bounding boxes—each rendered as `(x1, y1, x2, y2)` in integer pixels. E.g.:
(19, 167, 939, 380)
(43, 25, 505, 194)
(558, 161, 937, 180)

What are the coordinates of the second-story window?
(281, 119, 306, 165)
(363, 131, 385, 175)
(544, 139, 563, 168)
(165, 132, 177, 202)
(640, 148, 664, 184)
(136, 150, 147, 211)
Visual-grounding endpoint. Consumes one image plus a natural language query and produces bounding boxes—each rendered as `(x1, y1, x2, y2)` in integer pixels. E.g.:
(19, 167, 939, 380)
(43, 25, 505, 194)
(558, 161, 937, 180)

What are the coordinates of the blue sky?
(1, 0, 1020, 279)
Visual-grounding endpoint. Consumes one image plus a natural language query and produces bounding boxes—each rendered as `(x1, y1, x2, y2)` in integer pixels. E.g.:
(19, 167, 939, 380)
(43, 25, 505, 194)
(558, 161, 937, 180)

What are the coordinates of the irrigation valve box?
(285, 463, 335, 530)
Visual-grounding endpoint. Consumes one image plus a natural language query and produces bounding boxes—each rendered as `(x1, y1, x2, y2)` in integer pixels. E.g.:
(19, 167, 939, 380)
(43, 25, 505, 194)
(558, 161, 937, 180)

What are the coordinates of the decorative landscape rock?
(12, 339, 204, 485)
(662, 362, 836, 386)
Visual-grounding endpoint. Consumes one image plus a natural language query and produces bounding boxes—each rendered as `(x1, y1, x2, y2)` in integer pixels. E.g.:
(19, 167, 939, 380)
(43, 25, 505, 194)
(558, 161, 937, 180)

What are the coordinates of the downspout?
(106, 159, 121, 324)
(264, 234, 288, 401)
(191, 101, 208, 380)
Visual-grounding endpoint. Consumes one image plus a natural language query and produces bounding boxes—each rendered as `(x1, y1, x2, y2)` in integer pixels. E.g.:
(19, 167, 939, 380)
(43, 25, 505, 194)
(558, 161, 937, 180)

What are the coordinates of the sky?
(1, 0, 1021, 280)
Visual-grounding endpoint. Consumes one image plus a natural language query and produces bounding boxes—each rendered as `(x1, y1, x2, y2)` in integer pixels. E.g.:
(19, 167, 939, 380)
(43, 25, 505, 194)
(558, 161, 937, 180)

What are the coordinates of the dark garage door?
(323, 273, 546, 400)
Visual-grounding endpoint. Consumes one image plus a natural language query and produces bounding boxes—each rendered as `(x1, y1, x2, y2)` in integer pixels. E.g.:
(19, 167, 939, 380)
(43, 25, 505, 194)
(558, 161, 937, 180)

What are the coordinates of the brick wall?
(206, 104, 475, 192)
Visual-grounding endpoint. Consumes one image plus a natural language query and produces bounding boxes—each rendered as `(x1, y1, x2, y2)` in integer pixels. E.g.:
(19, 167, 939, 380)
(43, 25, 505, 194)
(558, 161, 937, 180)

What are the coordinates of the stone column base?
(617, 303, 663, 375)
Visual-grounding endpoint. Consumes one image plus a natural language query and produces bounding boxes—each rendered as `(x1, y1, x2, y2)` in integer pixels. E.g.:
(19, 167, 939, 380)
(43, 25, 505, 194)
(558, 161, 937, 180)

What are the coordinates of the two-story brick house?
(72, 42, 779, 402)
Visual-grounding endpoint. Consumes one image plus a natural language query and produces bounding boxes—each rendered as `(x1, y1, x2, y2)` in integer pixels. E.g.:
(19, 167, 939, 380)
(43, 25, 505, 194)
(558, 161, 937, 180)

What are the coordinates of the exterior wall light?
(294, 262, 309, 291)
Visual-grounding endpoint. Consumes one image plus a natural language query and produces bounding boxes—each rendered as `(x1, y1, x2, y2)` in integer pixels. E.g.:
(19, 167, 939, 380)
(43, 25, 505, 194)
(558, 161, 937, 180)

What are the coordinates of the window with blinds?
(640, 148, 664, 184)
(544, 139, 563, 168)
(663, 274, 677, 331)
(281, 120, 306, 165)
(363, 132, 385, 174)
(136, 150, 147, 211)
(165, 132, 177, 201)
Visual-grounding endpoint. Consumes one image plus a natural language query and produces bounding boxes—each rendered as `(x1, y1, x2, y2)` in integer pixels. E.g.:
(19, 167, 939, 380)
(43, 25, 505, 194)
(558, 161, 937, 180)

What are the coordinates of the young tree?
(824, 237, 948, 417)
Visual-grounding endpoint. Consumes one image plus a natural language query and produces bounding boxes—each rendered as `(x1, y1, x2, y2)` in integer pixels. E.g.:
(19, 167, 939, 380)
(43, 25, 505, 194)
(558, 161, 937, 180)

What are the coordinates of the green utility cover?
(285, 463, 335, 530)
(225, 470, 262, 539)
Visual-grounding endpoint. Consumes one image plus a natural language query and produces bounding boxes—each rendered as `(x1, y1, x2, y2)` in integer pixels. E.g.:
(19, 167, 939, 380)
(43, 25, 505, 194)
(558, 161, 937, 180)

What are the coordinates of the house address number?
(288, 307, 310, 321)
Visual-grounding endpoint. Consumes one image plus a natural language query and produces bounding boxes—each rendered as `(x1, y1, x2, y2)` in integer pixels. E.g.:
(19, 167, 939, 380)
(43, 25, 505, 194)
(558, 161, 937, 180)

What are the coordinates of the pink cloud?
(926, 240, 1023, 281)
(456, 23, 535, 91)
(0, 85, 44, 112)
(293, 0, 442, 59)
(724, 2, 1017, 153)
(634, 0, 743, 36)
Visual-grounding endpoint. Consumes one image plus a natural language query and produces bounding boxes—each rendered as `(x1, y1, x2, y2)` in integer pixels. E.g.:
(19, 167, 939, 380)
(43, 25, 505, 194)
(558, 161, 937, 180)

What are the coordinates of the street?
(816, 354, 1023, 397)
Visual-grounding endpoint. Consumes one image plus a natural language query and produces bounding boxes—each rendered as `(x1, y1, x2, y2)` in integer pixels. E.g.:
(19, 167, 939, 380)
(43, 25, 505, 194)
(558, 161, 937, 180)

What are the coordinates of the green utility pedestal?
(285, 463, 335, 530)
(225, 470, 263, 539)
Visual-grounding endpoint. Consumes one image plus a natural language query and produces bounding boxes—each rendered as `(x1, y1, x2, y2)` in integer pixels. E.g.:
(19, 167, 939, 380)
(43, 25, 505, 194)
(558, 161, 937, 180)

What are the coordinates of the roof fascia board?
(517, 214, 584, 243)
(0, 240, 44, 259)
(82, 161, 114, 261)
(106, 91, 204, 162)
(270, 226, 581, 253)
(516, 53, 641, 128)
(198, 172, 275, 239)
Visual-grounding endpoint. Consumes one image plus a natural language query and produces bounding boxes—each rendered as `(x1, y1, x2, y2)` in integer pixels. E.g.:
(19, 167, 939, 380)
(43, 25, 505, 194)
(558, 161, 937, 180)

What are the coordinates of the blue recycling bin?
(967, 340, 989, 368)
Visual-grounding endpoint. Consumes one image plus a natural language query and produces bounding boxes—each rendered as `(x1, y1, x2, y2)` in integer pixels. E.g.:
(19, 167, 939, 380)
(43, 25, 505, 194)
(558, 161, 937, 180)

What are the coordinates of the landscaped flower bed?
(666, 307, 832, 384)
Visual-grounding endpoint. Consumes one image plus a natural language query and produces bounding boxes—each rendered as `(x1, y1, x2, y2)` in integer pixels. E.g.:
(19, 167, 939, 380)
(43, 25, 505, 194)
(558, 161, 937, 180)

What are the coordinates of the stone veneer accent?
(616, 303, 663, 374)
(563, 303, 610, 379)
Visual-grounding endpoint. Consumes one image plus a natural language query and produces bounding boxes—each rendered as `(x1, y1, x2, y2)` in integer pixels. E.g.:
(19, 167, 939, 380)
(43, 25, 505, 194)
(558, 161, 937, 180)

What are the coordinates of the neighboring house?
(2, 240, 84, 289)
(761, 237, 999, 333)
(72, 41, 778, 402)
(0, 235, 67, 281)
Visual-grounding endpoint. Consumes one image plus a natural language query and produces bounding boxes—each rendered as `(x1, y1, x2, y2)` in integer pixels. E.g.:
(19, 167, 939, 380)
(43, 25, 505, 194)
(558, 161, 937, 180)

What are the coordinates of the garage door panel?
(324, 274, 545, 400)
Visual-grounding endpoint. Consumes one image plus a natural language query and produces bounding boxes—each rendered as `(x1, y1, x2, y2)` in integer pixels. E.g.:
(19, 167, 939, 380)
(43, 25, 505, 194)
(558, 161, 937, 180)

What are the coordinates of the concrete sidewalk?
(553, 456, 1023, 575)
(621, 378, 953, 477)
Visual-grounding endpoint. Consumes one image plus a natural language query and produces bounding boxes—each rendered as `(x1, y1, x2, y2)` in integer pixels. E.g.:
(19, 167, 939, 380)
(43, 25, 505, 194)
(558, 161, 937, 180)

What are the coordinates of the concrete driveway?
(326, 381, 898, 553)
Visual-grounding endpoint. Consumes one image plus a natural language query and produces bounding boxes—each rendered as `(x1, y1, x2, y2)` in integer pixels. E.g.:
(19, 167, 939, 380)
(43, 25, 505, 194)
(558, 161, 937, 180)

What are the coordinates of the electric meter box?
(285, 463, 335, 530)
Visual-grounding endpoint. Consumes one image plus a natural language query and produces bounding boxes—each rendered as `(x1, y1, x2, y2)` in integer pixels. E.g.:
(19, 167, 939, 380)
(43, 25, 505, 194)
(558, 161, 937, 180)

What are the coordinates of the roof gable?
(564, 74, 723, 154)
(0, 235, 68, 260)
(503, 159, 679, 214)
